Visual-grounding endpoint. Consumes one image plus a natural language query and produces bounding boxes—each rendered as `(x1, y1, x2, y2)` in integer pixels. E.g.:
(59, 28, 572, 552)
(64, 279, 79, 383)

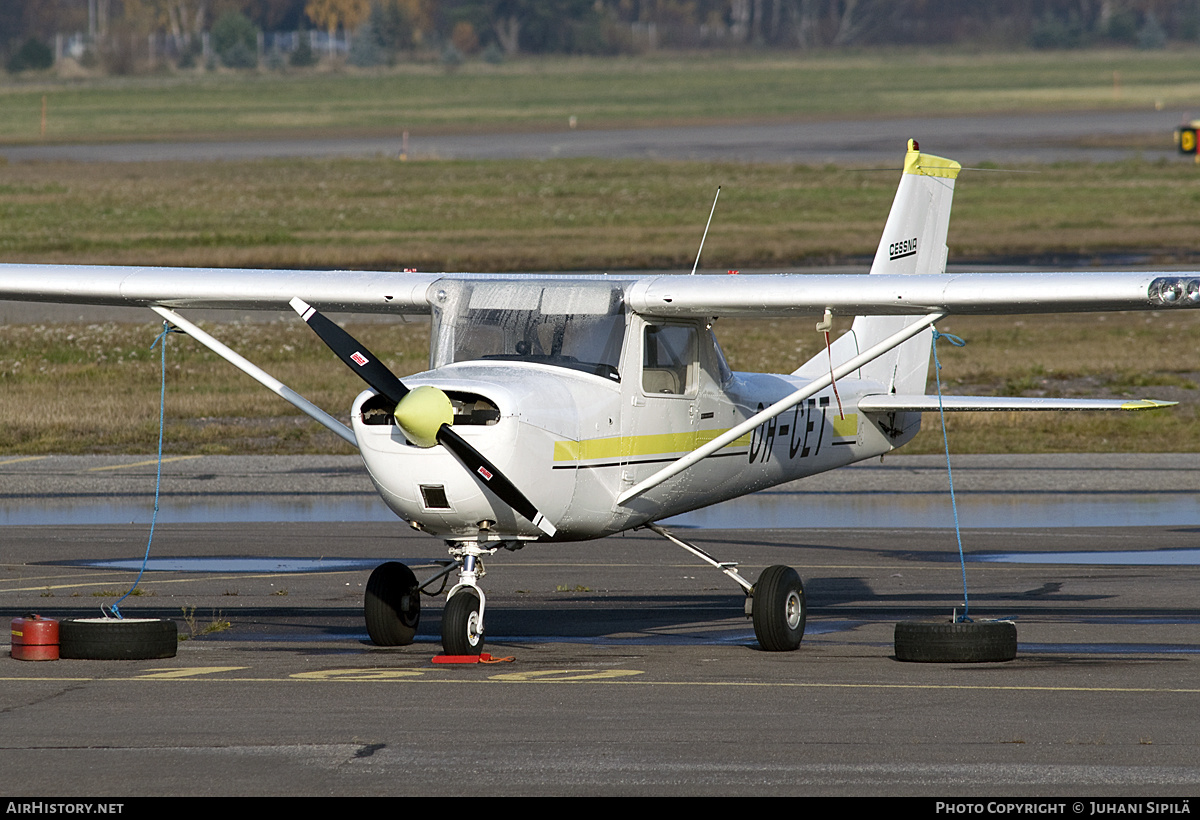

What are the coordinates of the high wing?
(0, 264, 1195, 318)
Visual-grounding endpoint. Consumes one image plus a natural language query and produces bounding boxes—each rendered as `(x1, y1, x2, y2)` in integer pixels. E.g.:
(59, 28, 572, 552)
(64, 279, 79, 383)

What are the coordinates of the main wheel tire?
(894, 620, 1017, 663)
(364, 561, 421, 646)
(441, 590, 484, 656)
(752, 565, 806, 652)
(59, 618, 178, 660)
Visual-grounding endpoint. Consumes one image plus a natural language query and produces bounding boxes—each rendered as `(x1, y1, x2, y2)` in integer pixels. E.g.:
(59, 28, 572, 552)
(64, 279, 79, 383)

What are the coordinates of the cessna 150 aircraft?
(1, 140, 1196, 655)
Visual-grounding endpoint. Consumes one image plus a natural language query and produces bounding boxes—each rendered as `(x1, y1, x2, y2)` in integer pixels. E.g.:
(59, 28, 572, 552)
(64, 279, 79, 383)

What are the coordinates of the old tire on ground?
(364, 561, 421, 646)
(441, 589, 484, 656)
(752, 565, 806, 652)
(58, 618, 178, 660)
(894, 620, 1017, 663)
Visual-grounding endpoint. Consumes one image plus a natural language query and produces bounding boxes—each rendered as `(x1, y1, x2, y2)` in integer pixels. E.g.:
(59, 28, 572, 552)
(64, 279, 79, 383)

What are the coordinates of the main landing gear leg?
(647, 523, 806, 652)
(440, 541, 496, 656)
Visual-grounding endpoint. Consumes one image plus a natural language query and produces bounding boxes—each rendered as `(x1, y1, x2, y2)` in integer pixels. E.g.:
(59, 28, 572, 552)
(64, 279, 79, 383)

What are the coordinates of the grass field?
(0, 310, 1194, 456)
(2, 156, 1199, 271)
(1, 50, 1197, 455)
(2, 49, 1199, 144)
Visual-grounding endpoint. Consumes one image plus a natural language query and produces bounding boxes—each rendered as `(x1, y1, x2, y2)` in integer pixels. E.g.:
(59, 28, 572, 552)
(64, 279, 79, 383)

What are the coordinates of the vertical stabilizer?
(794, 139, 960, 395)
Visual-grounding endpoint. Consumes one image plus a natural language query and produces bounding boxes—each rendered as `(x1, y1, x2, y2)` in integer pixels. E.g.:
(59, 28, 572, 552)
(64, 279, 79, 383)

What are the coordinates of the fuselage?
(352, 311, 921, 543)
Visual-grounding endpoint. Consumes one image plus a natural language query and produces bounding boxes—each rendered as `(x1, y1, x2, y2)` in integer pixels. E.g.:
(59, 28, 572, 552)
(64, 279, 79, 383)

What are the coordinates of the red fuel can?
(11, 615, 59, 661)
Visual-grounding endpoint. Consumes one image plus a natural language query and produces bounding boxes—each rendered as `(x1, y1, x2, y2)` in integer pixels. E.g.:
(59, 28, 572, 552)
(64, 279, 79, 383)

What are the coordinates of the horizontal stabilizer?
(858, 395, 1176, 413)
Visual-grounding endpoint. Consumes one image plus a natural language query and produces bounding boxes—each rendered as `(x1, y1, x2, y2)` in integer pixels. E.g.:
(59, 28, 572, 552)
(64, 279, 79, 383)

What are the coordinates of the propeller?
(290, 297, 557, 537)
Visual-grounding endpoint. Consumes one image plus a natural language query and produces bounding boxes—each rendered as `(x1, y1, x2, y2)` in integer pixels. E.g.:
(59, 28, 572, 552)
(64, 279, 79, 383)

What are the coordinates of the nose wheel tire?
(364, 561, 420, 646)
(442, 589, 485, 656)
(752, 565, 806, 652)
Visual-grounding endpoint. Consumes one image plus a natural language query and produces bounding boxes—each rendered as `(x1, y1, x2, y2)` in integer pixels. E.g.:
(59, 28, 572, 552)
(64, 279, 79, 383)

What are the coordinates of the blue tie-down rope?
(930, 328, 972, 623)
(108, 321, 181, 620)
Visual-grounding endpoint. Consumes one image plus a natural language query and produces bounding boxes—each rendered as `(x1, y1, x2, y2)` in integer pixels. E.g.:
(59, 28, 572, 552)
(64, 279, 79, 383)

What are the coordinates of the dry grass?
(5, 50, 1200, 144)
(2, 152, 1197, 455)
(0, 319, 428, 454)
(716, 311, 1200, 455)
(3, 157, 1200, 273)
(0, 311, 1194, 455)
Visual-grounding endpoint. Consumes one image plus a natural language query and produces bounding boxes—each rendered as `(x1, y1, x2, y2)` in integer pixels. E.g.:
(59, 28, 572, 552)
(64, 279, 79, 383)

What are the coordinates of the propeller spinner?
(290, 297, 557, 537)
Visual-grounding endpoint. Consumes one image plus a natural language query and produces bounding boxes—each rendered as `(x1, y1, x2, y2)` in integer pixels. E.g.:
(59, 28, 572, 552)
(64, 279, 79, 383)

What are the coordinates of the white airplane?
(1, 140, 1194, 655)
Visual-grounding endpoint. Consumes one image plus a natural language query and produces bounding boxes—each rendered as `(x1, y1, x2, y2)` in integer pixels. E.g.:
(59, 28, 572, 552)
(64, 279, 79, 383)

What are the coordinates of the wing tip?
(1120, 399, 1178, 410)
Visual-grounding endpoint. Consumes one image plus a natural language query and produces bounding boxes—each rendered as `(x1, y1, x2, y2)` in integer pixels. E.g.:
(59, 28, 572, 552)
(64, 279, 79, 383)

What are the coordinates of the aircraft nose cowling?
(350, 386, 559, 538)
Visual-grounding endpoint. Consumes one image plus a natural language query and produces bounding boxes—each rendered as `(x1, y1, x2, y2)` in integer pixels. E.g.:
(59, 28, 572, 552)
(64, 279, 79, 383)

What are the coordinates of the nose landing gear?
(440, 541, 494, 656)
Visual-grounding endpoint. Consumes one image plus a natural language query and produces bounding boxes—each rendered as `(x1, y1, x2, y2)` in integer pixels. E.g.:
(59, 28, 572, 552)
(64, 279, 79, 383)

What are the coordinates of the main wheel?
(441, 589, 484, 656)
(752, 565, 806, 652)
(894, 620, 1017, 663)
(364, 561, 420, 646)
(59, 618, 178, 660)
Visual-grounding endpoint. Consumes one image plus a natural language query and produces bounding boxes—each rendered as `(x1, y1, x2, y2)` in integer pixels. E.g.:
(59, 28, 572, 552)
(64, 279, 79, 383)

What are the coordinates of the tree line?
(4, 1, 1199, 72)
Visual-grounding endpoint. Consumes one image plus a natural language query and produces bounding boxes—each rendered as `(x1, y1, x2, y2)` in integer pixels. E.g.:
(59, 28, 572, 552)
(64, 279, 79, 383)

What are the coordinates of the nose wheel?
(442, 589, 485, 655)
(439, 541, 494, 656)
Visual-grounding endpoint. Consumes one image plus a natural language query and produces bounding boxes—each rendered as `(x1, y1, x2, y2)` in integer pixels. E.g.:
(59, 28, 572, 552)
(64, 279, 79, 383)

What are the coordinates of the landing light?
(1148, 277, 1200, 307)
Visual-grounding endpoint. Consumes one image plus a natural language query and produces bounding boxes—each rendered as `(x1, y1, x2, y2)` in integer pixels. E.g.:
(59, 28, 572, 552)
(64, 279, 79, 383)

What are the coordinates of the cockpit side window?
(642, 324, 697, 396)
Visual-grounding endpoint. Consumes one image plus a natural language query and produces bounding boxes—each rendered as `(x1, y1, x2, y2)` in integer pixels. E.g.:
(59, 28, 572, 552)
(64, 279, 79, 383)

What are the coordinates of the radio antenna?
(690, 186, 721, 276)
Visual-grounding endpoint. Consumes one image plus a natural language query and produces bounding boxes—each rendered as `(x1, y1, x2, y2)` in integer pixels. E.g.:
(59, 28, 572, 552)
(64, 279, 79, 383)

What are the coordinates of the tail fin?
(794, 139, 960, 394)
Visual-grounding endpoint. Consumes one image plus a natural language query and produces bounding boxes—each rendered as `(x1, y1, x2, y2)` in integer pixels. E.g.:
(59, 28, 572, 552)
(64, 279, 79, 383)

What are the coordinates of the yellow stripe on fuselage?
(553, 429, 753, 463)
(832, 413, 858, 438)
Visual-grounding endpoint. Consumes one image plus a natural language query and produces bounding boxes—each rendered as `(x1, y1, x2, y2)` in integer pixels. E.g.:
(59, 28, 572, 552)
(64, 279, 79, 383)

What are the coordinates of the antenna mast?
(690, 186, 721, 276)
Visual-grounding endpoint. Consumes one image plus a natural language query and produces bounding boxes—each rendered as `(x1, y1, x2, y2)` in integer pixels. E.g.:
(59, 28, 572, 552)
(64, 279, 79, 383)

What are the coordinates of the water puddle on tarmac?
(15, 490, 1200, 571)
(56, 557, 384, 573)
(5, 491, 1198, 530)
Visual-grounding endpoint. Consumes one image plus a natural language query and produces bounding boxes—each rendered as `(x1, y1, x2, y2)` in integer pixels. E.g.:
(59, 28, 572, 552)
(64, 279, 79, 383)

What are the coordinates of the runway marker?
(3, 673, 1200, 696)
(134, 666, 249, 679)
(88, 455, 203, 471)
(291, 668, 427, 681)
(489, 669, 645, 682)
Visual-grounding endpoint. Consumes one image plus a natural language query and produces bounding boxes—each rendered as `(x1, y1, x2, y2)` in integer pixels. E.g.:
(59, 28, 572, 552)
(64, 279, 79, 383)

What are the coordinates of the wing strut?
(616, 312, 946, 506)
(150, 306, 358, 448)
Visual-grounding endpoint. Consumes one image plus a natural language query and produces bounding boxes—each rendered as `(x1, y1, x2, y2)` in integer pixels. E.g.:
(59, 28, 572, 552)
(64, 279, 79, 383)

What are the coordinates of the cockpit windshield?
(427, 279, 626, 382)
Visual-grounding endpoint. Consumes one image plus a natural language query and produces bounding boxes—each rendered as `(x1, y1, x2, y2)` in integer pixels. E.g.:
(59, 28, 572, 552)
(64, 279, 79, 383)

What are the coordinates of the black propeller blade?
(436, 425, 556, 537)
(290, 297, 557, 537)
(290, 297, 407, 405)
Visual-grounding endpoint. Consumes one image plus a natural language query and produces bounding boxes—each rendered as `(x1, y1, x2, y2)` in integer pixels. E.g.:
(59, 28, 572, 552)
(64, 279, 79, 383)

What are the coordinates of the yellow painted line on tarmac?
(133, 667, 249, 679)
(0, 570, 360, 594)
(292, 669, 427, 681)
(87, 455, 203, 471)
(0, 456, 48, 466)
(2, 668, 1200, 695)
(488, 669, 644, 682)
